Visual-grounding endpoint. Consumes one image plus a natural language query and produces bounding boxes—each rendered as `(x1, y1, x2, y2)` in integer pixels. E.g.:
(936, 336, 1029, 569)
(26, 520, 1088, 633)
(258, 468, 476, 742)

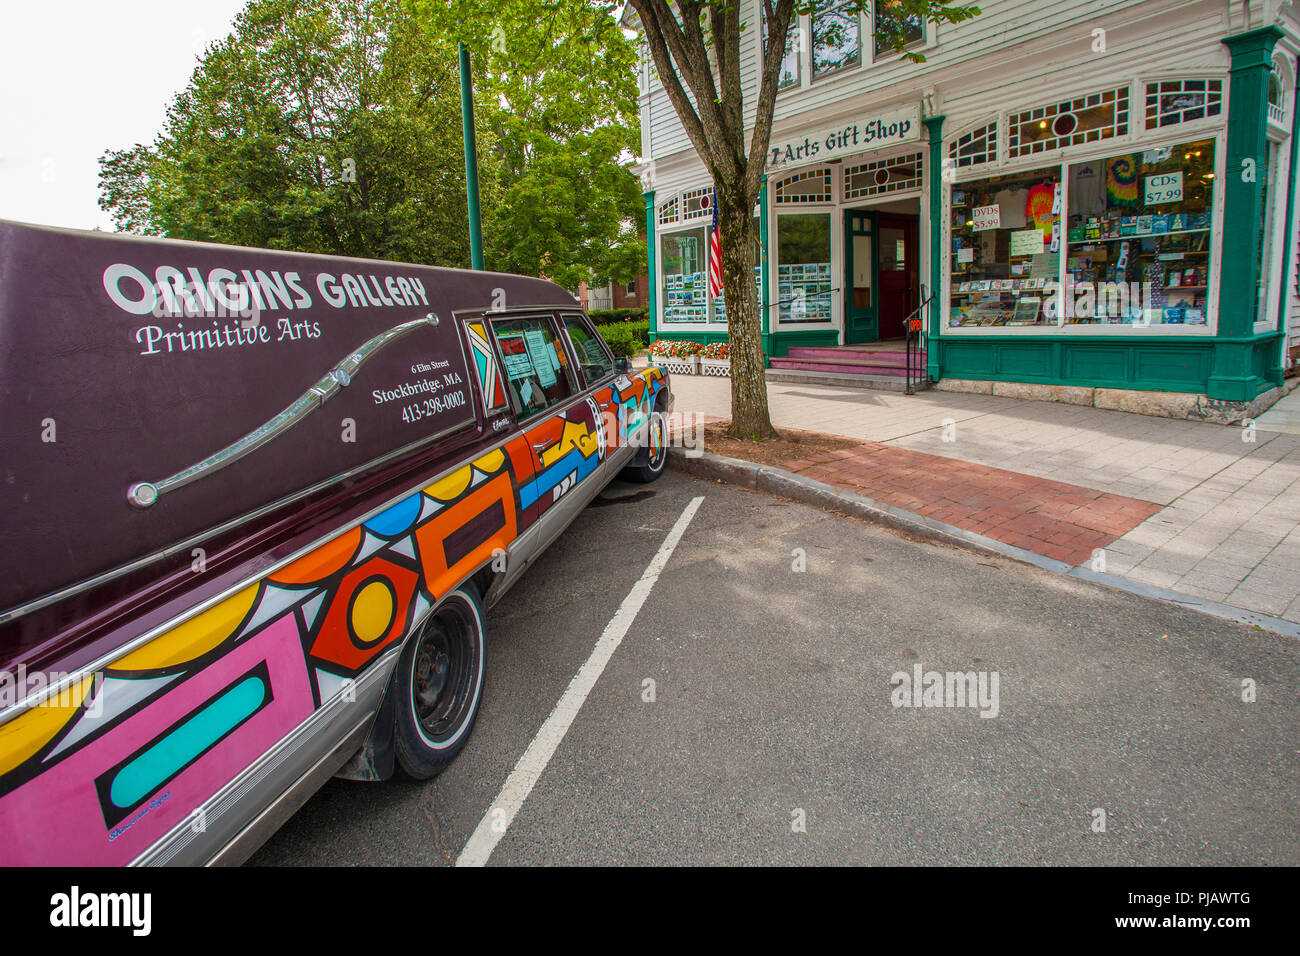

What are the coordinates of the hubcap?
(411, 603, 477, 743)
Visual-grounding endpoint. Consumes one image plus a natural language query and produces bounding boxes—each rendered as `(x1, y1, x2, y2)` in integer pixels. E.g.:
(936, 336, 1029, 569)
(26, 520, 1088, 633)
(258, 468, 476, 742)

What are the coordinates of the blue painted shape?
(109, 676, 266, 809)
(365, 493, 422, 537)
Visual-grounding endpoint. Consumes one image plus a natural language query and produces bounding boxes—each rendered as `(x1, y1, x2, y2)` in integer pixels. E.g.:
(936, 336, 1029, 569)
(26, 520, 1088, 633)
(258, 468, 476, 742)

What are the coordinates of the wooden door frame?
(842, 208, 880, 345)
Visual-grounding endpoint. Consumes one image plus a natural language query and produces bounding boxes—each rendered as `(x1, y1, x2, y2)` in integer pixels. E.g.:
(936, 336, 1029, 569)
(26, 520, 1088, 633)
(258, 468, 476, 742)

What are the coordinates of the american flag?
(708, 196, 724, 299)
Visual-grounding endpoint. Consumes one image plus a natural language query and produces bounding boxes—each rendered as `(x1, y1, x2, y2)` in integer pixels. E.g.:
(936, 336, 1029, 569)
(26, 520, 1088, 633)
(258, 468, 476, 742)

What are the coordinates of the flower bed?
(699, 341, 730, 376)
(649, 339, 703, 374)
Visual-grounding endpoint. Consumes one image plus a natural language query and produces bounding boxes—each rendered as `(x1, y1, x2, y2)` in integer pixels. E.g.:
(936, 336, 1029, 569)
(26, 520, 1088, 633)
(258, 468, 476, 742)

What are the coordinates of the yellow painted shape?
(351, 581, 394, 644)
(426, 464, 472, 502)
(0, 675, 94, 776)
(541, 419, 598, 468)
(473, 448, 506, 474)
(109, 584, 258, 673)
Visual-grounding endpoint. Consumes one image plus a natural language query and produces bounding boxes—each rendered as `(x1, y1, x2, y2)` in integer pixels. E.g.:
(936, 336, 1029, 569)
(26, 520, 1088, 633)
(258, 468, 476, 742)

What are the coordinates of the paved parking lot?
(252, 471, 1300, 866)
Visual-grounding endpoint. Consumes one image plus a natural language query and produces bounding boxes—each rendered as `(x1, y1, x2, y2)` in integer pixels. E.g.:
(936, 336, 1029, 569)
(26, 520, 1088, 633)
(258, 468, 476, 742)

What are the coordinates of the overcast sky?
(0, 1, 248, 231)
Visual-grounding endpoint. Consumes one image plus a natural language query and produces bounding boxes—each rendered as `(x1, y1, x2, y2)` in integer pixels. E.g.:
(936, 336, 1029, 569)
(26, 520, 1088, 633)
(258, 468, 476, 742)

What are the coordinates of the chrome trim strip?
(127, 314, 441, 508)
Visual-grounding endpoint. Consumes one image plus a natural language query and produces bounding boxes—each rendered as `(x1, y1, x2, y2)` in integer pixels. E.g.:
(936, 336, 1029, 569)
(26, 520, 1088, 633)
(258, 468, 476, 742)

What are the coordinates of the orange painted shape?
(271, 526, 363, 585)
(505, 436, 535, 483)
(413, 471, 518, 600)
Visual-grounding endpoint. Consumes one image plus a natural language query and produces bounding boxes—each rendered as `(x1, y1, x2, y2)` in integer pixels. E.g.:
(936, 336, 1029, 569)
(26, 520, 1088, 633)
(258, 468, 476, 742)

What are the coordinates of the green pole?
(459, 41, 484, 270)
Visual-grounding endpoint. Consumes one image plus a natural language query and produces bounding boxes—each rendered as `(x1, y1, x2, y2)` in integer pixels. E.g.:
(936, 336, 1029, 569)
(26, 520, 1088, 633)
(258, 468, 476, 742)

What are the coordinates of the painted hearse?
(0, 219, 670, 865)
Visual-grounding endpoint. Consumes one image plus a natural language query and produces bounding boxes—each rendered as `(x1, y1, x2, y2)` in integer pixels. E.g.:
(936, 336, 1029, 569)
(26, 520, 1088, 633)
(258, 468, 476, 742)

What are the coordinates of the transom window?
(949, 122, 997, 168)
(1009, 87, 1129, 158)
(845, 151, 923, 199)
(682, 186, 715, 220)
(1144, 78, 1223, 129)
(774, 168, 833, 203)
(657, 197, 679, 225)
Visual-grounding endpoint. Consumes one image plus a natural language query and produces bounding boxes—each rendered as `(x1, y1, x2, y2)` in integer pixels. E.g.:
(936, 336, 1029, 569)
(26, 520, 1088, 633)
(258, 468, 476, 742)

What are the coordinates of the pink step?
(786, 345, 920, 362)
(769, 356, 912, 376)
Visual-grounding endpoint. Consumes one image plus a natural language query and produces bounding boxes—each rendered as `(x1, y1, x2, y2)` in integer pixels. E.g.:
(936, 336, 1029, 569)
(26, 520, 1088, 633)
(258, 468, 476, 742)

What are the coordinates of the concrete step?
(765, 368, 929, 392)
(769, 355, 911, 376)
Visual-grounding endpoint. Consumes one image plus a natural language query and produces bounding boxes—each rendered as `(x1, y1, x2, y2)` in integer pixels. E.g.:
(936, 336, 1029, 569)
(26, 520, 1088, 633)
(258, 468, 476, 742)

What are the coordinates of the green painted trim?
(1278, 58, 1300, 342)
(458, 42, 483, 271)
(644, 190, 657, 337)
(936, 335, 1279, 399)
(760, 176, 772, 364)
(1211, 27, 1284, 400)
(924, 114, 945, 382)
(941, 331, 1283, 344)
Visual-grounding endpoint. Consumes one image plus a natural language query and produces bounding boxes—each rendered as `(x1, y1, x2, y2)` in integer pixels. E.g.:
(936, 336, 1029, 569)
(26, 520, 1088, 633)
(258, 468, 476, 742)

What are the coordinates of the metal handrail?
(903, 286, 934, 395)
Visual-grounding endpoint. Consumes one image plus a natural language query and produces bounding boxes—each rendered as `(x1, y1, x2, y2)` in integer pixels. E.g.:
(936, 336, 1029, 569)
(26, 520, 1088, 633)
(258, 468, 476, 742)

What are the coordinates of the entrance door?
(843, 210, 877, 344)
(876, 214, 918, 340)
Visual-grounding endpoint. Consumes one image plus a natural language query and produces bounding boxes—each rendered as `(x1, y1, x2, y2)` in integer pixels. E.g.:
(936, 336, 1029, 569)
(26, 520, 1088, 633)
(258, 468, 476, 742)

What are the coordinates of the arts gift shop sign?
(767, 103, 922, 170)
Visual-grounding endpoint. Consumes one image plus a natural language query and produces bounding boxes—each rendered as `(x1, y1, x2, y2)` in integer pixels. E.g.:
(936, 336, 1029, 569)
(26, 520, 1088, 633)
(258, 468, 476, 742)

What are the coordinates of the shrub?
(595, 318, 649, 350)
(597, 323, 640, 359)
(587, 307, 648, 324)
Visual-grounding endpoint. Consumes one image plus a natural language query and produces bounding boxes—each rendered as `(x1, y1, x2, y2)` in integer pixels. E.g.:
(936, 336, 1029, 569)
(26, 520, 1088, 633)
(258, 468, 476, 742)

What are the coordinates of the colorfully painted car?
(0, 220, 670, 865)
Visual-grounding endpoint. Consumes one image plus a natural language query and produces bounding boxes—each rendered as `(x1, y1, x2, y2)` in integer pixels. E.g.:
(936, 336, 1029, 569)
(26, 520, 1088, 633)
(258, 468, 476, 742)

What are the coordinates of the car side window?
(562, 314, 615, 384)
(487, 315, 577, 420)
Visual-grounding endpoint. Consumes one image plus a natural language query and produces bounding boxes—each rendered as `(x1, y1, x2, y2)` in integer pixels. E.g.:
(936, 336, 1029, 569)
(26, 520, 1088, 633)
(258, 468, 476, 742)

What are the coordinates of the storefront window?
(1064, 138, 1215, 325)
(812, 2, 861, 78)
(873, 1, 924, 58)
(777, 213, 833, 323)
(949, 166, 1061, 328)
(661, 227, 708, 323)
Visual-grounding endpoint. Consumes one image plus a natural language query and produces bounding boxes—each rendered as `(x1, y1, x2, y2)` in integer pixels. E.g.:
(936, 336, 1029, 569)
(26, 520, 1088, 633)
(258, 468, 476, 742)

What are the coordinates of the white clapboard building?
(628, 0, 1300, 413)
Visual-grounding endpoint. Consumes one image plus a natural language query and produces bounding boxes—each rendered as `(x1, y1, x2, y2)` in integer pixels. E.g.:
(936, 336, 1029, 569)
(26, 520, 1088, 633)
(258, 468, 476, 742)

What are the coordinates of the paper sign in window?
(524, 329, 557, 387)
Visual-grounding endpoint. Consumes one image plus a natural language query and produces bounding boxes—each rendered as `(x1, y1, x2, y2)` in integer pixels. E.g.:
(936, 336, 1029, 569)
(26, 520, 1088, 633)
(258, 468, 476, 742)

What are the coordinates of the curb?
(667, 448, 1300, 640)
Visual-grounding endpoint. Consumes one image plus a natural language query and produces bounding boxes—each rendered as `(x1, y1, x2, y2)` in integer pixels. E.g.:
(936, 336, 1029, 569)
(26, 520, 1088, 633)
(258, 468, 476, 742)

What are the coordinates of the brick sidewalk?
(792, 442, 1161, 566)
(667, 374, 1300, 624)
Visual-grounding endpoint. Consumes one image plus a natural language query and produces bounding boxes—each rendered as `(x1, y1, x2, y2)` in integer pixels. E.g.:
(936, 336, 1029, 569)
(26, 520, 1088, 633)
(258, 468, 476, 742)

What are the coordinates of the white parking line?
(456, 494, 705, 867)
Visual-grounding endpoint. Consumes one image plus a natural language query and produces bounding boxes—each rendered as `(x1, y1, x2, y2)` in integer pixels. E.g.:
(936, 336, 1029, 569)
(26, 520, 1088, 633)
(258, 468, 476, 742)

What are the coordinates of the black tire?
(621, 407, 668, 484)
(393, 583, 486, 780)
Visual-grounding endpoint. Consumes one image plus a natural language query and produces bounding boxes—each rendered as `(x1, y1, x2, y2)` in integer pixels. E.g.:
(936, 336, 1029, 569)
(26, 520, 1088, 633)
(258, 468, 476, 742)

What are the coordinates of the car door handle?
(532, 440, 556, 454)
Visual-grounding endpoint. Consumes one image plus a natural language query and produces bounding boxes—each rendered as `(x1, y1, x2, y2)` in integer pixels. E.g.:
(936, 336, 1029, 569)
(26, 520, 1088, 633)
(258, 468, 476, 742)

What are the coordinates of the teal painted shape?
(109, 676, 267, 808)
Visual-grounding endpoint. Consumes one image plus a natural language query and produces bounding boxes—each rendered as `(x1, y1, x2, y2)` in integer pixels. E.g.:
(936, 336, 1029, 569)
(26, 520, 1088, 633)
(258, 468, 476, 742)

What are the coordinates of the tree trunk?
(716, 184, 777, 440)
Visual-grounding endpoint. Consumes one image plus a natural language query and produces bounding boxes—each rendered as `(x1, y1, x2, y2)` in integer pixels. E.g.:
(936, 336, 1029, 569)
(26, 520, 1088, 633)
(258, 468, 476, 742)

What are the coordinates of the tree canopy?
(98, 0, 644, 287)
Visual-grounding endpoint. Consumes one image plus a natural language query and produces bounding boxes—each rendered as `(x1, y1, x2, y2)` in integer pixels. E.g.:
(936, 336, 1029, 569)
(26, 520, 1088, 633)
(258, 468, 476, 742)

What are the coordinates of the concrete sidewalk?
(670, 374, 1300, 625)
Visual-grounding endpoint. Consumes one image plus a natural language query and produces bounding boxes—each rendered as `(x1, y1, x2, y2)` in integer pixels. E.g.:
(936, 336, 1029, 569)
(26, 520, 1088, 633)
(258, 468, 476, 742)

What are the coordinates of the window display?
(1063, 138, 1214, 325)
(949, 166, 1061, 327)
(711, 217, 763, 324)
(777, 213, 832, 323)
(660, 227, 708, 323)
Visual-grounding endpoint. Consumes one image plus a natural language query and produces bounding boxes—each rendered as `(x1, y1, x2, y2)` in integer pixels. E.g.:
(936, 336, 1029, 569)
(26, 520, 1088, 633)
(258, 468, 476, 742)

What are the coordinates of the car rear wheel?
(393, 584, 485, 779)
(621, 407, 667, 483)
